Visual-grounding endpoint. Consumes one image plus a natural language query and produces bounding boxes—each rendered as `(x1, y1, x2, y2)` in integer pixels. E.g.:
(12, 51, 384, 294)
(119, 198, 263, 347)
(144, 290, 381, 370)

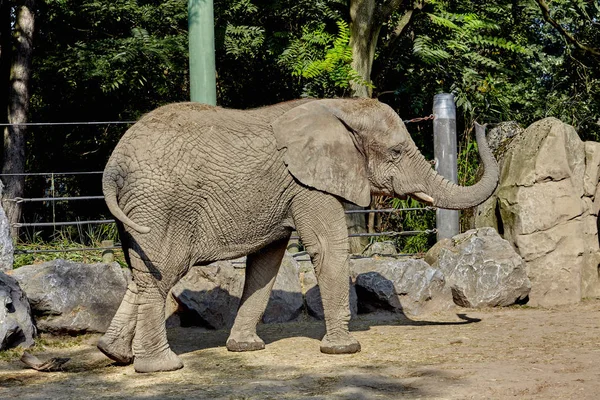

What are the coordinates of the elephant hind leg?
(129, 248, 186, 373)
(226, 237, 289, 352)
(97, 280, 138, 364)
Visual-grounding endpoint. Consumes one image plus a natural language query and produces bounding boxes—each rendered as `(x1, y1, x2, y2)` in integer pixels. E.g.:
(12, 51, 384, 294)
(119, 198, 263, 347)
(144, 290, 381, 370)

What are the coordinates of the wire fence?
(2, 114, 437, 255)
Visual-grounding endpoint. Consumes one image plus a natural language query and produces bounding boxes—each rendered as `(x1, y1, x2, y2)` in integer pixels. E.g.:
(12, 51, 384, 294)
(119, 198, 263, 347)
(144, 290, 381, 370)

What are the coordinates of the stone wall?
(475, 118, 600, 306)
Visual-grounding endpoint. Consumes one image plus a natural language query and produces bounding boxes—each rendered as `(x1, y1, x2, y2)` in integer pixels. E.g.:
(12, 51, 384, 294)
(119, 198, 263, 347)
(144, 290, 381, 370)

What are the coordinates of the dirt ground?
(1, 299, 599, 400)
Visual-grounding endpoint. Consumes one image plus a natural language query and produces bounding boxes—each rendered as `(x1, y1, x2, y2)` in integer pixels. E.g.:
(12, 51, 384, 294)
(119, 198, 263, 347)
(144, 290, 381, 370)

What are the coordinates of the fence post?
(101, 240, 115, 263)
(188, 0, 217, 105)
(433, 93, 459, 241)
(287, 233, 301, 253)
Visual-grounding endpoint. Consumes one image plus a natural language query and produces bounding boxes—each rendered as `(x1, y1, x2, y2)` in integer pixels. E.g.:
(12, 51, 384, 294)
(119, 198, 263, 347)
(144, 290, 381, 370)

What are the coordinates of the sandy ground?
(1, 299, 599, 400)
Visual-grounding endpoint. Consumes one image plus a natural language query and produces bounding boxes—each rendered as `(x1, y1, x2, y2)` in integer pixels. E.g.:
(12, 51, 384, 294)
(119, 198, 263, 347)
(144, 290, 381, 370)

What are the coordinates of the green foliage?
(2, 0, 599, 254)
(14, 224, 126, 268)
(377, 198, 436, 254)
(411, 3, 528, 122)
(279, 20, 371, 97)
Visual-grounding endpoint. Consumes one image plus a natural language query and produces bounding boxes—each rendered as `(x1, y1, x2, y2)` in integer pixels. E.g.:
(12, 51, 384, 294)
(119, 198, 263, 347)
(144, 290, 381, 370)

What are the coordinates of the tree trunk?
(2, 0, 35, 238)
(346, 0, 384, 252)
(0, 0, 12, 142)
(346, 1, 422, 252)
(349, 0, 379, 98)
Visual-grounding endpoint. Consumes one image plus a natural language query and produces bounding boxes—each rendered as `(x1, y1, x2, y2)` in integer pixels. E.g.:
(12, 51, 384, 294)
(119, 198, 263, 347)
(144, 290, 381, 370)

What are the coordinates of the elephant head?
(272, 98, 498, 209)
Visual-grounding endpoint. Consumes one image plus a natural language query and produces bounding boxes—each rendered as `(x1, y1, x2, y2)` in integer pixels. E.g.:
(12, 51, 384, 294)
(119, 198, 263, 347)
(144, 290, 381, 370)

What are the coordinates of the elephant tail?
(102, 170, 151, 234)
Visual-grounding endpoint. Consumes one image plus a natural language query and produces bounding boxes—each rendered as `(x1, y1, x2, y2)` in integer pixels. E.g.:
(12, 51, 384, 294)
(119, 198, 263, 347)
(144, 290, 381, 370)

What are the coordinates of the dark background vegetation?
(1, 0, 599, 254)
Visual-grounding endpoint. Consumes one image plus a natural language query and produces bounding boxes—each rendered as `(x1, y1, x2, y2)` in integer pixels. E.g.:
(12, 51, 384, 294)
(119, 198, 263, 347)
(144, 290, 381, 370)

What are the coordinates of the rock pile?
(0, 181, 14, 272)
(9, 259, 130, 334)
(0, 273, 36, 350)
(475, 118, 600, 306)
(425, 228, 530, 308)
(4, 230, 530, 351)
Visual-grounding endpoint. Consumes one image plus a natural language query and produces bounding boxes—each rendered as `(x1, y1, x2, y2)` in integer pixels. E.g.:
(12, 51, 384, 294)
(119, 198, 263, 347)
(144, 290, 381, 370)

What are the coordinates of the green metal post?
(188, 0, 217, 105)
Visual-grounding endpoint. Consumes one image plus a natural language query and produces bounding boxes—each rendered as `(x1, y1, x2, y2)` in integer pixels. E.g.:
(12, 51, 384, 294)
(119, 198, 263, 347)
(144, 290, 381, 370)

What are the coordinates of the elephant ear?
(272, 101, 371, 207)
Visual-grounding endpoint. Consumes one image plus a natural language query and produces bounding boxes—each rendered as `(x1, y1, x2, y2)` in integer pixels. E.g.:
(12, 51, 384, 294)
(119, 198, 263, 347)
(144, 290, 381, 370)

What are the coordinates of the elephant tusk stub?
(410, 192, 434, 205)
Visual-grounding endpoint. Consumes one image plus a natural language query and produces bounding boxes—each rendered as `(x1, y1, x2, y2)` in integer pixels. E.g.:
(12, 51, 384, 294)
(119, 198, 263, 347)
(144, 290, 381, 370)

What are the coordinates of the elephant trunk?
(418, 123, 499, 210)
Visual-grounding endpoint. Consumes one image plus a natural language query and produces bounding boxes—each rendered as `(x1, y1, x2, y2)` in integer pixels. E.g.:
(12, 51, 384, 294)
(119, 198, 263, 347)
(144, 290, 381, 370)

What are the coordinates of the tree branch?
(377, 0, 406, 23)
(534, 0, 600, 57)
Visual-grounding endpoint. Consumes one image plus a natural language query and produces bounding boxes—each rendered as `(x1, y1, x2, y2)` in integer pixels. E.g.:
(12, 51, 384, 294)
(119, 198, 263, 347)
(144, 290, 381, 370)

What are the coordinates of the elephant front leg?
(291, 190, 360, 354)
(227, 238, 289, 352)
(97, 280, 138, 364)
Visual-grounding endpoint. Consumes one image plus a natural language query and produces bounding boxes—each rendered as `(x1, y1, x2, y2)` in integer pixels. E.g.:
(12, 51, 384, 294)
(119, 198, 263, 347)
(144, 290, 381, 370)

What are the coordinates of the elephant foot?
(320, 332, 361, 354)
(97, 334, 134, 365)
(226, 332, 265, 352)
(133, 349, 183, 373)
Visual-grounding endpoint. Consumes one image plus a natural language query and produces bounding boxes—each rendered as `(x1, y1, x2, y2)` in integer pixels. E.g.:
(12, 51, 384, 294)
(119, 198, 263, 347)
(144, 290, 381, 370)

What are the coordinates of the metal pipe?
(433, 93, 460, 241)
(12, 219, 115, 228)
(188, 0, 217, 105)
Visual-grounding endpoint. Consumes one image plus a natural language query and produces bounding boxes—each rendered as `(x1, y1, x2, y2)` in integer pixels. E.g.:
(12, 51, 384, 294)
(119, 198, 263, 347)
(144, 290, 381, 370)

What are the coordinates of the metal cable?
(345, 207, 436, 213)
(403, 114, 435, 124)
(12, 219, 115, 228)
(14, 246, 122, 254)
(4, 196, 105, 203)
(0, 171, 103, 177)
(0, 121, 136, 127)
(348, 229, 437, 238)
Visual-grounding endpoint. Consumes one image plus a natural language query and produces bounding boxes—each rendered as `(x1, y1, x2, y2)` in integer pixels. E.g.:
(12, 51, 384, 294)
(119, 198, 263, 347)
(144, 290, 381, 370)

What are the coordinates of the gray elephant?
(97, 98, 498, 373)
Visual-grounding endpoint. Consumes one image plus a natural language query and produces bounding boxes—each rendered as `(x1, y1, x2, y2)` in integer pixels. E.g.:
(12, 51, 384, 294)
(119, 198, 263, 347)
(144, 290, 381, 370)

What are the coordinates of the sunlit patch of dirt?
(1, 300, 600, 399)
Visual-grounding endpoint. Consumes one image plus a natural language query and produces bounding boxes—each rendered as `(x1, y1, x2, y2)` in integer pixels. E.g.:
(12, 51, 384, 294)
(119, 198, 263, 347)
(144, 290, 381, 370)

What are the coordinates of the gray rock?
(0, 272, 36, 350)
(170, 260, 245, 330)
(362, 241, 398, 257)
(475, 118, 600, 306)
(0, 181, 14, 271)
(427, 228, 531, 308)
(486, 121, 524, 153)
(11, 260, 129, 334)
(262, 252, 304, 324)
(351, 257, 452, 316)
(170, 254, 304, 329)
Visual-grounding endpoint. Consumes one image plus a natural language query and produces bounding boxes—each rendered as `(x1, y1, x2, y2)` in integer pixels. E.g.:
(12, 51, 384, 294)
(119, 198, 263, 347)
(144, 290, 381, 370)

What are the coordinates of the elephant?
(96, 98, 499, 373)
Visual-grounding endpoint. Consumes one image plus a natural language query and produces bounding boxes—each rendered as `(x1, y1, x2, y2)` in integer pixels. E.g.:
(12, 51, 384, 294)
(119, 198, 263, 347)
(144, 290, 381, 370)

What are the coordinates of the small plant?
(375, 197, 436, 254)
(13, 224, 126, 268)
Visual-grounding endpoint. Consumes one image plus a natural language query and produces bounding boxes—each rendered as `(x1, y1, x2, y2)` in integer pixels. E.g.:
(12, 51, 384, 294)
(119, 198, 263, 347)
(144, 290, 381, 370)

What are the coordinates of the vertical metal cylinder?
(433, 93, 459, 241)
(188, 0, 217, 105)
(101, 240, 115, 263)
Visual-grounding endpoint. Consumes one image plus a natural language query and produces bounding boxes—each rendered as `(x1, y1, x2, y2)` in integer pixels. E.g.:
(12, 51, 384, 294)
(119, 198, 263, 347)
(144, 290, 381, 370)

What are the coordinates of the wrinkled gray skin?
(97, 98, 499, 373)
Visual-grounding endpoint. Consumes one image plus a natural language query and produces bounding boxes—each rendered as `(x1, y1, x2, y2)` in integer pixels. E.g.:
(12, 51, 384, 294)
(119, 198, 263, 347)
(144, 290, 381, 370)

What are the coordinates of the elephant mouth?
(391, 177, 434, 205)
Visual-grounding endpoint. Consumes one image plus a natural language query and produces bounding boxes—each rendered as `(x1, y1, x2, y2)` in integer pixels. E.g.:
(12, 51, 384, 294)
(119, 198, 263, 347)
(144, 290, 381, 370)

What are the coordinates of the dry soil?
(1, 299, 599, 399)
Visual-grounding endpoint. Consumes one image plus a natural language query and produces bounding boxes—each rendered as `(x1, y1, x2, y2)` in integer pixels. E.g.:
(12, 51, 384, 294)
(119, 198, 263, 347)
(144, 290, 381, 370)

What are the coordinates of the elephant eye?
(390, 145, 403, 158)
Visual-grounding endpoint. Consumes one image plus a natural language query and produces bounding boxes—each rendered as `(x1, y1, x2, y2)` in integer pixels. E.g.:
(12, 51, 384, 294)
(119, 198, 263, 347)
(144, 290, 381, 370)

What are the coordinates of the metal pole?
(188, 0, 217, 105)
(433, 93, 459, 241)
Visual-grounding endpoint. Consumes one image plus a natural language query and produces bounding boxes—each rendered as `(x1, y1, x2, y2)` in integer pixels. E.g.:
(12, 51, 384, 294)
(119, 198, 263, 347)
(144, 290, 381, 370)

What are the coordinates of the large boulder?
(426, 228, 531, 308)
(350, 257, 452, 316)
(262, 253, 304, 324)
(0, 272, 36, 350)
(9, 260, 129, 334)
(475, 118, 600, 306)
(486, 121, 525, 154)
(0, 181, 14, 271)
(169, 253, 305, 329)
(362, 241, 398, 257)
(169, 259, 245, 330)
